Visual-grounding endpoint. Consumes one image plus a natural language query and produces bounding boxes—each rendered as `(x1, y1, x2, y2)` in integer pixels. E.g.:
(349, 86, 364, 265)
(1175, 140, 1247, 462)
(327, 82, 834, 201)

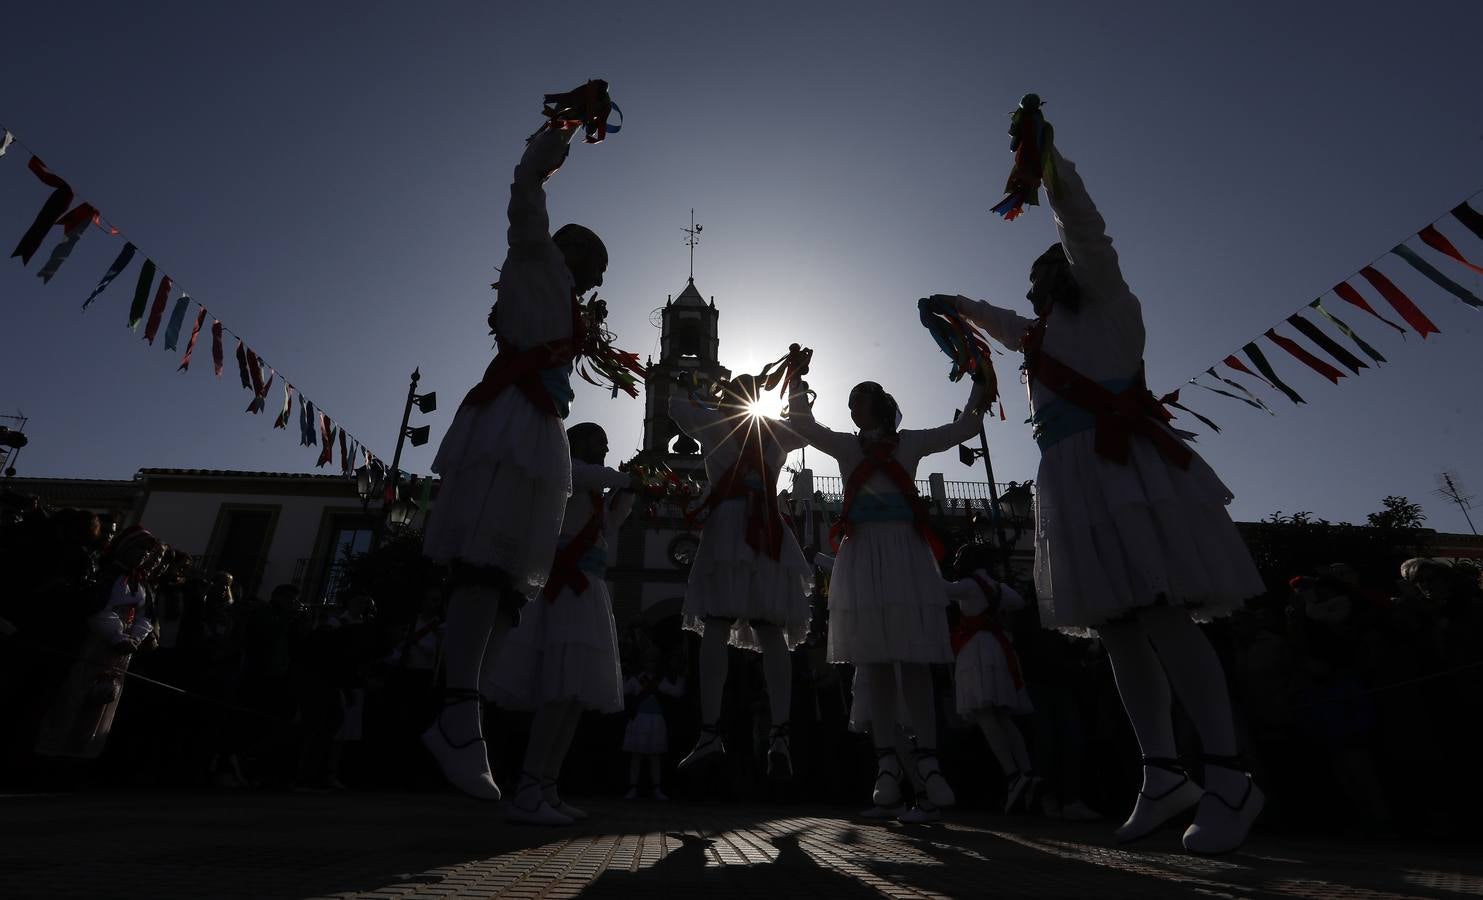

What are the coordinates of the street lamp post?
(371, 368, 436, 550)
(957, 414, 1013, 582)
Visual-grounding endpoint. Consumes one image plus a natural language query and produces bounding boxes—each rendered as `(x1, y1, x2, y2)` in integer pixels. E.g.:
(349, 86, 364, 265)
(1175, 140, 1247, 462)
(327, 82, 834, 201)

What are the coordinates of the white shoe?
(542, 781, 587, 821)
(421, 693, 500, 801)
(624, 786, 639, 801)
(1061, 800, 1103, 822)
(1183, 768, 1264, 855)
(1115, 758, 1203, 844)
(859, 804, 907, 820)
(913, 749, 955, 809)
(678, 726, 725, 770)
(872, 749, 905, 808)
(506, 779, 574, 826)
(899, 803, 942, 824)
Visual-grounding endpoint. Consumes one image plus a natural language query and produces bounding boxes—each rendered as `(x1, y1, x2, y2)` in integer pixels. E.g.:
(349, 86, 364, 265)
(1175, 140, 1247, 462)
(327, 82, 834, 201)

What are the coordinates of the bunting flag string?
(82, 242, 135, 309)
(1357, 266, 1439, 338)
(163, 294, 191, 350)
(1172, 186, 1483, 438)
(177, 307, 207, 371)
(1, 121, 386, 474)
(1243, 343, 1305, 405)
(1158, 390, 1222, 433)
(143, 275, 174, 344)
(1309, 299, 1387, 365)
(1417, 224, 1483, 277)
(1392, 244, 1483, 309)
(1286, 313, 1367, 374)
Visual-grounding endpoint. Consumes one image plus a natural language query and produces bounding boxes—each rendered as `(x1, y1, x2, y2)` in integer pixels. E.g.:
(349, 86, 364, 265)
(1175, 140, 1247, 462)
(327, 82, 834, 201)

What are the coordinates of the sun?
(745, 392, 785, 420)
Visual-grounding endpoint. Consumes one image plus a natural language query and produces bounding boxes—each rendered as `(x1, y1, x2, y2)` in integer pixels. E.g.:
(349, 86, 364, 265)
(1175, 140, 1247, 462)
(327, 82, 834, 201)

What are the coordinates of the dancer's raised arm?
(507, 126, 577, 254)
(900, 378, 989, 457)
(785, 378, 859, 460)
(1045, 148, 1131, 305)
(949, 294, 1035, 351)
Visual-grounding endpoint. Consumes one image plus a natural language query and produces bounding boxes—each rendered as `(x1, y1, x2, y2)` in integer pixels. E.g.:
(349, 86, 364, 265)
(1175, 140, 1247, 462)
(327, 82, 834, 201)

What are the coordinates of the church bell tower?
(643, 277, 729, 468)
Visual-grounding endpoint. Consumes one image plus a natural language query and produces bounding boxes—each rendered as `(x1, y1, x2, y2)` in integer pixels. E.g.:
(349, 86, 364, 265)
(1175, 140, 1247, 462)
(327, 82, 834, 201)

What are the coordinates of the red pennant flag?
(244, 348, 266, 411)
(1265, 328, 1345, 385)
(143, 275, 173, 344)
(12, 157, 74, 265)
(1417, 225, 1483, 277)
(211, 321, 225, 377)
(1222, 354, 1273, 390)
(1358, 266, 1439, 338)
(317, 415, 336, 467)
(1333, 282, 1406, 335)
(178, 307, 207, 371)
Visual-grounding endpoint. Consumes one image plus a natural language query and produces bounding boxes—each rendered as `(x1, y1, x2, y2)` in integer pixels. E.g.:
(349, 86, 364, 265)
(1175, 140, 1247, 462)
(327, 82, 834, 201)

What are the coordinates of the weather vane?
(683, 208, 703, 282)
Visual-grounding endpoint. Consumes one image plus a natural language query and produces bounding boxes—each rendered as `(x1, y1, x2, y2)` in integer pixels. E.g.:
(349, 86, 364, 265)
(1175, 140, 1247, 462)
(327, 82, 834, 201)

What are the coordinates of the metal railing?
(806, 476, 1030, 510)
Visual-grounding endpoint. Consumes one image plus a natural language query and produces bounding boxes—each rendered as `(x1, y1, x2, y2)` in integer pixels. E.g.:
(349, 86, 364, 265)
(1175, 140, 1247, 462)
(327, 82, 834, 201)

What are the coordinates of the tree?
(1365, 495, 1426, 531)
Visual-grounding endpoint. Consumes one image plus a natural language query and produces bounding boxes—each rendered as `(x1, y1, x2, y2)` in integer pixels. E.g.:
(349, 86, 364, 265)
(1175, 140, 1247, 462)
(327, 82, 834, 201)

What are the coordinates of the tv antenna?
(1435, 469, 1477, 535)
(682, 209, 703, 282)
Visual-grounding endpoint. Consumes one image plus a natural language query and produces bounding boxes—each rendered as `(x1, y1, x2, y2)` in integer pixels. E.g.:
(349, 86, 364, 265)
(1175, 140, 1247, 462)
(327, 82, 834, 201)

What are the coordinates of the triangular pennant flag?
(127, 259, 157, 330)
(1222, 354, 1274, 390)
(1358, 266, 1439, 338)
(143, 275, 174, 344)
(251, 368, 274, 414)
(1286, 313, 1367, 374)
(244, 348, 266, 410)
(0, 131, 14, 158)
(1266, 328, 1346, 385)
(1161, 391, 1221, 433)
(234, 341, 251, 389)
(1243, 343, 1305, 404)
(1308, 299, 1386, 365)
(1417, 225, 1483, 277)
(163, 294, 192, 350)
(274, 384, 294, 429)
(82, 242, 136, 309)
(317, 414, 336, 467)
(1451, 202, 1483, 244)
(36, 203, 97, 283)
(211, 320, 225, 377)
(300, 398, 316, 446)
(178, 306, 207, 371)
(1333, 281, 1406, 336)
(1192, 374, 1271, 413)
(339, 430, 350, 473)
(1392, 244, 1483, 310)
(1204, 367, 1274, 413)
(12, 157, 74, 265)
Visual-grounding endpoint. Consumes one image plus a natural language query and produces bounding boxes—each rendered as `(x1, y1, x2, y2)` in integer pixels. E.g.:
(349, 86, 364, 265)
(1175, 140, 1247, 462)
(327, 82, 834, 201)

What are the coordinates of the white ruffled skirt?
(483, 578, 624, 713)
(827, 520, 951, 665)
(1033, 429, 1266, 632)
(682, 498, 812, 651)
(424, 389, 571, 598)
(955, 632, 1033, 716)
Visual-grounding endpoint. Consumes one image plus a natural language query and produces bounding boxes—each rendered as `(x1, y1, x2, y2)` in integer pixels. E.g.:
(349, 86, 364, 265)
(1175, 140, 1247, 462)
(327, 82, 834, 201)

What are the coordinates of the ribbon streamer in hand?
(917, 296, 1004, 419)
(757, 343, 814, 406)
(574, 295, 646, 398)
(532, 79, 622, 144)
(991, 93, 1057, 221)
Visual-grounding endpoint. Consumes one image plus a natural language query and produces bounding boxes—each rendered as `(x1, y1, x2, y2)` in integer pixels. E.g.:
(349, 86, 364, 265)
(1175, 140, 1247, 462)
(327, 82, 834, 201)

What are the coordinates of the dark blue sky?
(2, 2, 1481, 529)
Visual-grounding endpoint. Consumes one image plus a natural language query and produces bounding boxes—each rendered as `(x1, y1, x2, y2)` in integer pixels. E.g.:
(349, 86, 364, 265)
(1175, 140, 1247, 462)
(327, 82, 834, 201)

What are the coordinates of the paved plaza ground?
(3, 790, 1480, 899)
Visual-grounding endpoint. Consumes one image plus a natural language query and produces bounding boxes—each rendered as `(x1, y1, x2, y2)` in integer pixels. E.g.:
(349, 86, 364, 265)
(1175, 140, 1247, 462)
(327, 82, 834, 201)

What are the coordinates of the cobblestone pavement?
(3, 791, 1480, 899)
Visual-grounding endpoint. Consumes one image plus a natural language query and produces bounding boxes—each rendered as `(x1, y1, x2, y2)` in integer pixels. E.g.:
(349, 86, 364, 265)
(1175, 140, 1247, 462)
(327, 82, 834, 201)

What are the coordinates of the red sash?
(684, 431, 784, 560)
(541, 492, 605, 602)
(829, 439, 944, 561)
(1022, 313, 1191, 469)
(458, 293, 586, 415)
(950, 574, 1024, 688)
